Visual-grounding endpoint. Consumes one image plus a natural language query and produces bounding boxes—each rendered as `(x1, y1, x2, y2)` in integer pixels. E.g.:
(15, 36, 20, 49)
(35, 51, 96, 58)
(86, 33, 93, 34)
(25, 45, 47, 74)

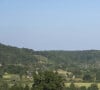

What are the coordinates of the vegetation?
(1, 43, 100, 89)
(0, 71, 100, 90)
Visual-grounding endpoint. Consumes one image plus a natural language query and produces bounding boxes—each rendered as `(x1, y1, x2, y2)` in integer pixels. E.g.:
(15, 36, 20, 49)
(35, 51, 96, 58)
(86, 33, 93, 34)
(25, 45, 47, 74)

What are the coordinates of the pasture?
(65, 83, 100, 88)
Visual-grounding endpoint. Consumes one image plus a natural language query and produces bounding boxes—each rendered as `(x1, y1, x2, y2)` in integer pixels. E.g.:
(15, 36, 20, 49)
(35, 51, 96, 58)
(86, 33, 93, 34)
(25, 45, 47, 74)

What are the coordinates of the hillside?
(0, 43, 100, 70)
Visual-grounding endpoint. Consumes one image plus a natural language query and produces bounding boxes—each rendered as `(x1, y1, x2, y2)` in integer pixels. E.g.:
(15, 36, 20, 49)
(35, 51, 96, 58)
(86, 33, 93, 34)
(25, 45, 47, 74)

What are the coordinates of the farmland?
(0, 44, 100, 90)
(2, 73, 100, 89)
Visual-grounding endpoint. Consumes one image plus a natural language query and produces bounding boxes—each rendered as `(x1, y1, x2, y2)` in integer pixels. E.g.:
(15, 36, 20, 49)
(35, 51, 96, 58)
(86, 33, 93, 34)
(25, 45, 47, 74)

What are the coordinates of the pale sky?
(0, 0, 100, 50)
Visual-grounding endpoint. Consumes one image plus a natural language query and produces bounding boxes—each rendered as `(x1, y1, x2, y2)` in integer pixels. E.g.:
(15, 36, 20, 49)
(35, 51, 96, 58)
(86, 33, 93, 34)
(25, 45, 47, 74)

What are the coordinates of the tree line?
(0, 83, 99, 90)
(0, 71, 99, 90)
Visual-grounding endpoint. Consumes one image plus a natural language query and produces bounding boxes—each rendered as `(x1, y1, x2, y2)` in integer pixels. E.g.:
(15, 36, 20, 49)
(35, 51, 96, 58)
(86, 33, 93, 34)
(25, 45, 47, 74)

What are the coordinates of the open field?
(3, 74, 19, 79)
(3, 74, 100, 88)
(65, 83, 100, 88)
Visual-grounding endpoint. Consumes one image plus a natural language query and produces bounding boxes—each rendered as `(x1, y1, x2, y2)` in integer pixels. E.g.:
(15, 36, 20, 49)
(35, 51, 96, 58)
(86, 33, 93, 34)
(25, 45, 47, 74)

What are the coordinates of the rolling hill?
(0, 43, 100, 70)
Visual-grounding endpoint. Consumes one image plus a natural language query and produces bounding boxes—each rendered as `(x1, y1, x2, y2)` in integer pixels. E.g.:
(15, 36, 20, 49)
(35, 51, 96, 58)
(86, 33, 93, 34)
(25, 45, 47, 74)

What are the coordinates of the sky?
(0, 0, 100, 50)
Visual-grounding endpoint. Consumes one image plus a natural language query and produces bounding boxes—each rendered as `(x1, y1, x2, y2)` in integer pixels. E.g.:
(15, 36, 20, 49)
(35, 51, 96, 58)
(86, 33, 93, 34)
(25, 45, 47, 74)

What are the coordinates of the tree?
(31, 71, 65, 90)
(88, 84, 98, 90)
(83, 74, 92, 81)
(0, 82, 9, 90)
(69, 83, 77, 90)
(24, 85, 29, 90)
(9, 84, 24, 90)
(79, 86, 87, 90)
(96, 71, 100, 82)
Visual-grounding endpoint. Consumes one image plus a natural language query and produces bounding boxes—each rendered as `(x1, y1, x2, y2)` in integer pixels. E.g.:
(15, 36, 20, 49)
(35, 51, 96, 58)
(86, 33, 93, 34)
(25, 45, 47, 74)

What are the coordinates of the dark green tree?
(83, 74, 92, 81)
(69, 83, 77, 90)
(96, 71, 100, 82)
(0, 81, 9, 90)
(79, 86, 87, 90)
(24, 85, 29, 90)
(10, 84, 24, 90)
(88, 84, 98, 90)
(31, 71, 65, 90)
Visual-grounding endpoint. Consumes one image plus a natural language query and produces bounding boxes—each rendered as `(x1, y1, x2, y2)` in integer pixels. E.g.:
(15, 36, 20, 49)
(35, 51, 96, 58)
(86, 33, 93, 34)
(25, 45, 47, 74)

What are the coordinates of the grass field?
(2, 73, 100, 89)
(65, 83, 100, 88)
(3, 74, 19, 80)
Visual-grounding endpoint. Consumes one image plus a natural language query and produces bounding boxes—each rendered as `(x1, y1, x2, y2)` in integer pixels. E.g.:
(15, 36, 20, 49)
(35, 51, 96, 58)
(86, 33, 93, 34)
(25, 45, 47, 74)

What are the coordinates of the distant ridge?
(0, 43, 100, 69)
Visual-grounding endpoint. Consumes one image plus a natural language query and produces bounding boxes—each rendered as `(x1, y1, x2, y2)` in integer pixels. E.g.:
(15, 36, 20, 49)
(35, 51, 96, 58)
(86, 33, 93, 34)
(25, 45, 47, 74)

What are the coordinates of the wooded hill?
(0, 43, 100, 70)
